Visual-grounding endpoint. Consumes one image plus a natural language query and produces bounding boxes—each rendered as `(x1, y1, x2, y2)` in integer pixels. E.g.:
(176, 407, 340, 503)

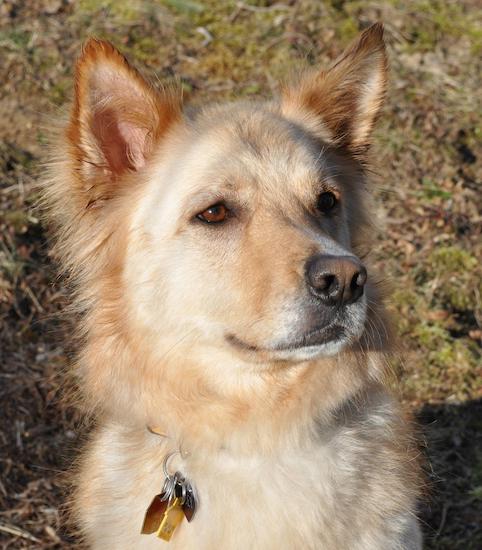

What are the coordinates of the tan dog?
(45, 23, 422, 549)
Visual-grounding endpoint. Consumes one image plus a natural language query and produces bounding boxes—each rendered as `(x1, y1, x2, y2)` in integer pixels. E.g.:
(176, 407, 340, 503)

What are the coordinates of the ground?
(0, 1, 481, 548)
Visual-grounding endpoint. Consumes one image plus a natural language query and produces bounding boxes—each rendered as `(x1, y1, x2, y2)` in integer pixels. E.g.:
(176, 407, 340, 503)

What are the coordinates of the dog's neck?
(81, 324, 382, 455)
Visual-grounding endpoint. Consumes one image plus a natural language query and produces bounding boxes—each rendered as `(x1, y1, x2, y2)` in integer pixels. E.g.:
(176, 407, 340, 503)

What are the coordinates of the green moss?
(49, 79, 70, 106)
(404, 324, 479, 400)
(242, 83, 261, 95)
(386, 0, 482, 53)
(335, 17, 359, 42)
(129, 36, 159, 62)
(413, 322, 447, 348)
(0, 257, 25, 282)
(443, 287, 476, 312)
(4, 210, 32, 234)
(431, 246, 478, 274)
(0, 29, 31, 50)
(417, 177, 452, 201)
(161, 0, 205, 14)
(77, 0, 146, 21)
(422, 246, 480, 311)
(432, 339, 474, 369)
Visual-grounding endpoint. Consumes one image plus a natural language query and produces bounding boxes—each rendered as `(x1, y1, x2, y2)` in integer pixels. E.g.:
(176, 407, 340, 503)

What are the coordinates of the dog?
(44, 22, 422, 549)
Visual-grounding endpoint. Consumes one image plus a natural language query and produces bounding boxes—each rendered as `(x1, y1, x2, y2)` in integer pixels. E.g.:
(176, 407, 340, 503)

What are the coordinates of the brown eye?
(197, 203, 228, 224)
(317, 191, 337, 213)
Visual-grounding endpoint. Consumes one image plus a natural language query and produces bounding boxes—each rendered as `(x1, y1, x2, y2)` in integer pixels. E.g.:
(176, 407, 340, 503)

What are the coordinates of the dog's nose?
(305, 254, 367, 305)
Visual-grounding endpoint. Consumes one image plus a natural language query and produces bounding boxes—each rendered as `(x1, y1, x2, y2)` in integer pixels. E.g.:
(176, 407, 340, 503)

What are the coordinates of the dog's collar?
(141, 426, 198, 541)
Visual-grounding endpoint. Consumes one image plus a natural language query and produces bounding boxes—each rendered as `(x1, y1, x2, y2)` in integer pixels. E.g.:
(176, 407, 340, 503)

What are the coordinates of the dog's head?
(52, 24, 388, 372)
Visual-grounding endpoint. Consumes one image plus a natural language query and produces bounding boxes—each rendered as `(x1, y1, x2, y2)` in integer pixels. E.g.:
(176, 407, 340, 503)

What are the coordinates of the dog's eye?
(197, 203, 228, 224)
(317, 192, 337, 213)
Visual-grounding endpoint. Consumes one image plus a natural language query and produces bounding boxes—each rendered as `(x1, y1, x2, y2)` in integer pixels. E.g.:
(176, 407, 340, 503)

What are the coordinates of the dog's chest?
(175, 447, 341, 549)
(99, 436, 351, 550)
(82, 410, 410, 550)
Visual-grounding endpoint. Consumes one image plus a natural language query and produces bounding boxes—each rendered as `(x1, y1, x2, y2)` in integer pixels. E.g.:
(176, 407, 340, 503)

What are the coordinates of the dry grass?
(0, 1, 481, 548)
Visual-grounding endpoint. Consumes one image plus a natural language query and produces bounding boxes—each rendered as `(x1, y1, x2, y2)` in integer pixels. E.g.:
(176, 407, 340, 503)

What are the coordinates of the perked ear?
(68, 39, 181, 204)
(281, 23, 387, 154)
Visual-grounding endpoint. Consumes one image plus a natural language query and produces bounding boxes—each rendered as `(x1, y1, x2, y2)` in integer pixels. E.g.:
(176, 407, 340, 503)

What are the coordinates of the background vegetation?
(0, 0, 480, 548)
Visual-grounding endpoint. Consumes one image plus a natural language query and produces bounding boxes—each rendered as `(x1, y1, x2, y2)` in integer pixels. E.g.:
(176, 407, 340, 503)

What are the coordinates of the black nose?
(305, 254, 367, 305)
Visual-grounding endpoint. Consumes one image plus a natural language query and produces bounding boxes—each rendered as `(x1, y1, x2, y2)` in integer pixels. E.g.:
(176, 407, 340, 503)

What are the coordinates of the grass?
(0, 1, 481, 548)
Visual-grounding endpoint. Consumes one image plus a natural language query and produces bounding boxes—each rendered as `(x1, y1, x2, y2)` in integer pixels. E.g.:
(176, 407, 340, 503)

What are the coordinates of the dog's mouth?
(226, 324, 346, 354)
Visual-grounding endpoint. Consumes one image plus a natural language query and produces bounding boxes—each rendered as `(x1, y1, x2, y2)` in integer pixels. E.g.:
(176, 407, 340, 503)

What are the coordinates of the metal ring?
(161, 476, 175, 502)
(162, 451, 180, 479)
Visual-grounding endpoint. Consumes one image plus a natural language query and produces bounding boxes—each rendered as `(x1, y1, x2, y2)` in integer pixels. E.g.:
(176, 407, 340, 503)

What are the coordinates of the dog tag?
(156, 497, 184, 541)
(182, 486, 196, 522)
(173, 476, 196, 522)
(140, 452, 198, 539)
(141, 493, 169, 534)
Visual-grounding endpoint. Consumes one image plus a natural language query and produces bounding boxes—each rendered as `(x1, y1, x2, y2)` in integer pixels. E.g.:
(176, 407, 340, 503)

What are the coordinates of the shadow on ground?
(418, 399, 482, 550)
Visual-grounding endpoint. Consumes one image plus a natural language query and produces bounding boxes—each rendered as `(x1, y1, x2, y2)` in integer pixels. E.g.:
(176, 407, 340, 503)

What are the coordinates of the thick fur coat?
(44, 23, 422, 549)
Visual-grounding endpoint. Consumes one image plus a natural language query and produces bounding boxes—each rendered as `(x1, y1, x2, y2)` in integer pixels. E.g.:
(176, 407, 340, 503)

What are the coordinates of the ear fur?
(281, 23, 387, 154)
(68, 38, 181, 206)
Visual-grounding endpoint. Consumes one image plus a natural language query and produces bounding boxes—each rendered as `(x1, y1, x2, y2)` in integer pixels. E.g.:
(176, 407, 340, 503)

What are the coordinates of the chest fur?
(78, 411, 415, 550)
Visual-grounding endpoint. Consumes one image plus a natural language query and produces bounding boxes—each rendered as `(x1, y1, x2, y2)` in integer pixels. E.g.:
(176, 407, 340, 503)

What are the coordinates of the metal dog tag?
(141, 492, 169, 534)
(156, 497, 185, 541)
(182, 485, 196, 522)
(141, 452, 198, 539)
(173, 475, 197, 522)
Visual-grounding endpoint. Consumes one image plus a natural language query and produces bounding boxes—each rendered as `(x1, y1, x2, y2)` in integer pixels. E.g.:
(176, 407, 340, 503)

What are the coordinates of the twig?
(435, 502, 450, 538)
(24, 284, 45, 313)
(196, 27, 213, 47)
(0, 523, 41, 543)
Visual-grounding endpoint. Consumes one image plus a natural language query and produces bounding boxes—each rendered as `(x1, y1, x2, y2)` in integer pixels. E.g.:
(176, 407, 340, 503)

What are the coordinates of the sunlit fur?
(43, 24, 422, 549)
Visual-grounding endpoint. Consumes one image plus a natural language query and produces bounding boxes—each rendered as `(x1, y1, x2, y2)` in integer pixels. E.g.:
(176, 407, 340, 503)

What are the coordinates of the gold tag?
(156, 497, 184, 541)
(141, 494, 169, 534)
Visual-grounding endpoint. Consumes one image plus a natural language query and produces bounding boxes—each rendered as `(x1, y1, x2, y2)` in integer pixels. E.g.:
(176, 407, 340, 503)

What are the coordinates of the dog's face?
(63, 25, 387, 368)
(128, 107, 369, 363)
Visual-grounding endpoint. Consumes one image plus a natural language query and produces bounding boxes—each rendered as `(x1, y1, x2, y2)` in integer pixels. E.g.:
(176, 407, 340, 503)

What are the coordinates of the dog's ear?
(281, 23, 387, 154)
(68, 39, 181, 204)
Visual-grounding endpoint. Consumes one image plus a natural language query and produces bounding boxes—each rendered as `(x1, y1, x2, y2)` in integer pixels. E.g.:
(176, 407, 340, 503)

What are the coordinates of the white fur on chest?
(79, 403, 420, 550)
